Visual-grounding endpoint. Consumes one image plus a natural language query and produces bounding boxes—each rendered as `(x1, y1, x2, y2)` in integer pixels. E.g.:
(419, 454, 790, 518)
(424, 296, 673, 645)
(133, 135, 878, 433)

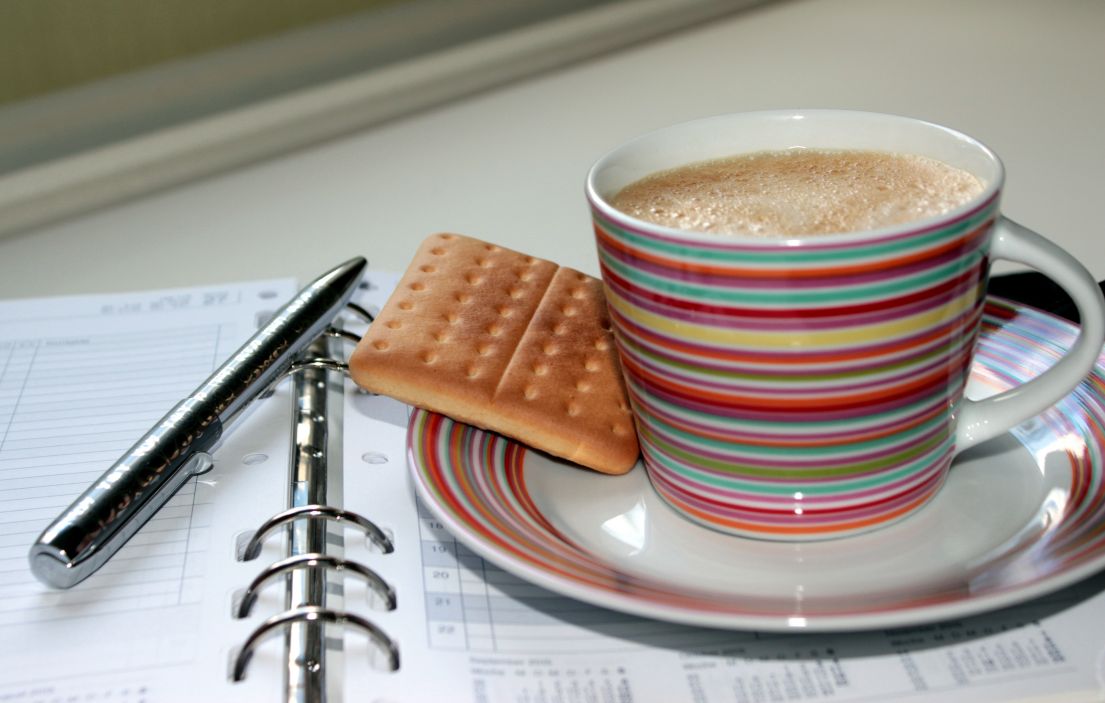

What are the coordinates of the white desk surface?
(1, 0, 1102, 299)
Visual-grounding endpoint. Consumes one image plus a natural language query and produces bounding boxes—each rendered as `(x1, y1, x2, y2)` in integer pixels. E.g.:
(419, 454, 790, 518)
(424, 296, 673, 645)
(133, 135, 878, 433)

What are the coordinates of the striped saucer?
(408, 297, 1105, 632)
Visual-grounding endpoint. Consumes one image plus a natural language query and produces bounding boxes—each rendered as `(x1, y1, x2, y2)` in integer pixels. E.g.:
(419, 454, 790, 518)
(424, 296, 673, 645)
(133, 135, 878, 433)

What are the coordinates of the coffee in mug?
(609, 149, 984, 237)
(586, 110, 1105, 541)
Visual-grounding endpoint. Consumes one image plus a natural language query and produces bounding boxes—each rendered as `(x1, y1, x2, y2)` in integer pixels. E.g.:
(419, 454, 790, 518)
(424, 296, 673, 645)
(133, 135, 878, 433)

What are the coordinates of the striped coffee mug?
(586, 110, 1105, 541)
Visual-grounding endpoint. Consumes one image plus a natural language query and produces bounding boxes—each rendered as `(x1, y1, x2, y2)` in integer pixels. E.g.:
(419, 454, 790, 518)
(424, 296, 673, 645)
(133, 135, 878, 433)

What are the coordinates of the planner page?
(0, 280, 297, 702)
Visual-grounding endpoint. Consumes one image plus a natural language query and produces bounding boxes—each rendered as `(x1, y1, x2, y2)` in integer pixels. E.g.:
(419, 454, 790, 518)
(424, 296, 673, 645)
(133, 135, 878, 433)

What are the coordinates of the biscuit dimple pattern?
(493, 266, 633, 452)
(350, 233, 638, 473)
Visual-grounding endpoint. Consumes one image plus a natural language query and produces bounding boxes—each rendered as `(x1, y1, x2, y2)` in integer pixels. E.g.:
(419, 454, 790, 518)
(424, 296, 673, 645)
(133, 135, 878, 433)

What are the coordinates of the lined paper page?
(1, 326, 227, 620)
(0, 280, 295, 699)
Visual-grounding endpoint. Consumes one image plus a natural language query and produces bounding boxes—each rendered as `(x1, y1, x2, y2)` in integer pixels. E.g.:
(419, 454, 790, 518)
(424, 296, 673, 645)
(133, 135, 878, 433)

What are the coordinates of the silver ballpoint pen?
(28, 257, 368, 589)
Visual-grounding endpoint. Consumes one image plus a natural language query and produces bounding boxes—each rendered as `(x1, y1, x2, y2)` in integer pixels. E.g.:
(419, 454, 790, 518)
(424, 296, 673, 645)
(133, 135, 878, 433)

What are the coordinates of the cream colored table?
(0, 0, 1101, 295)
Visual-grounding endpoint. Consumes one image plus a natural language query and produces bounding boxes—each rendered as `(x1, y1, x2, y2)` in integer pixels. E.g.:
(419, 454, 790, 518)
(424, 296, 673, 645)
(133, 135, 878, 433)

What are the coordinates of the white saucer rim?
(407, 297, 1105, 632)
(408, 438, 1105, 632)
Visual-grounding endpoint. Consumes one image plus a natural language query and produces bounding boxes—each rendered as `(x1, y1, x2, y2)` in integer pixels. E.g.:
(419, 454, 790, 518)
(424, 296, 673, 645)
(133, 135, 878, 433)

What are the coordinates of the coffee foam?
(610, 149, 985, 237)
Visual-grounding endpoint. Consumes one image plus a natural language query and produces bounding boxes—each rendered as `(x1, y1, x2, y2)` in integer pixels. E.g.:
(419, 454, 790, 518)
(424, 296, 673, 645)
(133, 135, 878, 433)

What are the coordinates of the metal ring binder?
(230, 302, 398, 702)
(237, 504, 394, 561)
(231, 606, 400, 683)
(287, 357, 351, 376)
(324, 328, 363, 345)
(344, 302, 375, 323)
(234, 552, 396, 619)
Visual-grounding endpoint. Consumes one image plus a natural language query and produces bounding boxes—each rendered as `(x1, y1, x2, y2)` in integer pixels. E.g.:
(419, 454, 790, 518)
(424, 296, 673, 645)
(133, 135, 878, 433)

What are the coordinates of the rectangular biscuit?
(348, 233, 639, 474)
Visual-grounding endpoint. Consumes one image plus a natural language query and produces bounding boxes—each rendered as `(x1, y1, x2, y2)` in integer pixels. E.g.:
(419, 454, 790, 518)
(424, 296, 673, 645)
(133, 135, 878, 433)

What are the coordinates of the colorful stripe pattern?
(590, 195, 1000, 538)
(407, 298, 1105, 629)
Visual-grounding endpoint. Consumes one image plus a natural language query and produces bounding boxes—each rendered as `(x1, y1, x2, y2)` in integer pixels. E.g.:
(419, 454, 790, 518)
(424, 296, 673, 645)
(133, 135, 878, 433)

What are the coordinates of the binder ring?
(238, 504, 393, 561)
(345, 301, 375, 323)
(260, 298, 371, 392)
(286, 357, 350, 377)
(260, 355, 350, 397)
(231, 606, 399, 682)
(324, 327, 363, 345)
(234, 552, 396, 619)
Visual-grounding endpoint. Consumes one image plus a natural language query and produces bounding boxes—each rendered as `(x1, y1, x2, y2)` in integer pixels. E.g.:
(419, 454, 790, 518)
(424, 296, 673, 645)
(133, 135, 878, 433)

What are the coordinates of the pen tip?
(323, 257, 368, 285)
(311, 257, 368, 303)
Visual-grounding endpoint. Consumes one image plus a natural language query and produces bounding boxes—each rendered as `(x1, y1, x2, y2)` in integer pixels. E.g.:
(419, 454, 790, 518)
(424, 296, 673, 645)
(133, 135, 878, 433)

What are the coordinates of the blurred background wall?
(0, 0, 408, 105)
(0, 0, 757, 236)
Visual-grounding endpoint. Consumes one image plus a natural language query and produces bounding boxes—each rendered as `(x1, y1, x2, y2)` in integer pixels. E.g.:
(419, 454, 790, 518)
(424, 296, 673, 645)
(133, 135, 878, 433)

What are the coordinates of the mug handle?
(955, 217, 1105, 451)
